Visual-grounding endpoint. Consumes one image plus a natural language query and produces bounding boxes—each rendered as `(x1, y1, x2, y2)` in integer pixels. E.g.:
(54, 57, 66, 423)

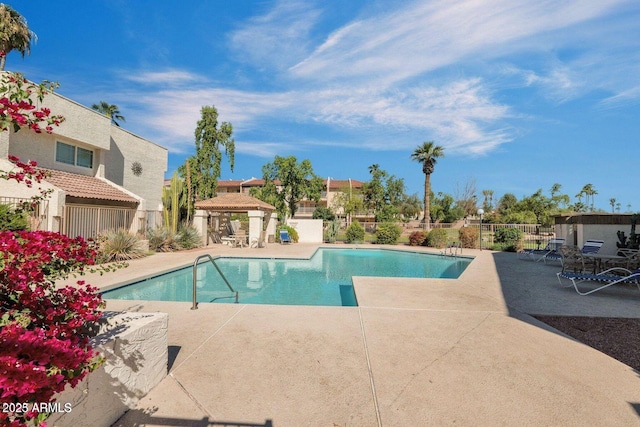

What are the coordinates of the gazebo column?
(248, 210, 264, 246)
(193, 209, 209, 246)
(266, 213, 277, 243)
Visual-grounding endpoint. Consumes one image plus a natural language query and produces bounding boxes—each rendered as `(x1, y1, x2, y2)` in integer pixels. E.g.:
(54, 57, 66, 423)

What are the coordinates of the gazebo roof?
(194, 192, 275, 212)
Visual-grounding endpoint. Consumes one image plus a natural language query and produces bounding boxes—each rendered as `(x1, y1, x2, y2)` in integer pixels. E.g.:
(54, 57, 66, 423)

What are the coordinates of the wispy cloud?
(228, 0, 322, 71)
(236, 141, 299, 158)
(98, 0, 638, 158)
(123, 70, 206, 86)
(600, 86, 640, 109)
(289, 0, 628, 85)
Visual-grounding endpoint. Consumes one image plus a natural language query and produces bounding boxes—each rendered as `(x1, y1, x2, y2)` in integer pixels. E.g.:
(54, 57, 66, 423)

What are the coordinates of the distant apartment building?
(216, 177, 370, 219)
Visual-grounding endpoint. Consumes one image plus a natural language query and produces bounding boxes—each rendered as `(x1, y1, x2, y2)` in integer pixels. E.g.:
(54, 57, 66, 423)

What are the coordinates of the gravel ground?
(534, 316, 640, 372)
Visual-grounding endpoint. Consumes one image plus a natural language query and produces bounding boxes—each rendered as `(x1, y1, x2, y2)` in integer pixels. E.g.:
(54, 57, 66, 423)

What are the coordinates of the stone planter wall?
(47, 311, 168, 427)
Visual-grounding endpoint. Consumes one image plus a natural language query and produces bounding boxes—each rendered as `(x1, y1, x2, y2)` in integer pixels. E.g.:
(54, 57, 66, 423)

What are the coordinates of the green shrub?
(312, 206, 335, 221)
(494, 227, 524, 252)
(325, 218, 341, 243)
(177, 226, 202, 249)
(147, 226, 182, 252)
(0, 204, 29, 231)
(98, 229, 146, 262)
(409, 231, 427, 246)
(374, 222, 402, 245)
(459, 227, 479, 248)
(426, 228, 448, 248)
(494, 227, 523, 243)
(345, 221, 365, 243)
(277, 224, 299, 243)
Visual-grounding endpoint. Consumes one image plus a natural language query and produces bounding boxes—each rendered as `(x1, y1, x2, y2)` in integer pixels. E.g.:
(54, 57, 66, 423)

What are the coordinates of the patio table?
(583, 253, 626, 273)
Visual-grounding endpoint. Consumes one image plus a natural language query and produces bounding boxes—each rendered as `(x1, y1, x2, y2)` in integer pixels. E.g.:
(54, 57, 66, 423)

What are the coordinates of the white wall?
(287, 218, 323, 243)
(46, 311, 168, 427)
(106, 126, 168, 212)
(555, 220, 632, 255)
(40, 91, 111, 150)
(0, 158, 65, 231)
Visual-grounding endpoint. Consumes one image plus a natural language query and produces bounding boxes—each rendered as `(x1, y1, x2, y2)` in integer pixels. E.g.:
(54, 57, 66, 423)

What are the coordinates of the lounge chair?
(517, 238, 565, 262)
(279, 229, 291, 244)
(557, 267, 640, 295)
(544, 239, 604, 265)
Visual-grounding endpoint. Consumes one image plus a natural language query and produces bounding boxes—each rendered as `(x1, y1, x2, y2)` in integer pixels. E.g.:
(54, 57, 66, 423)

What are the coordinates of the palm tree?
(581, 183, 597, 211)
(411, 141, 445, 229)
(91, 101, 126, 126)
(0, 4, 37, 70)
(481, 189, 494, 212)
(609, 198, 617, 213)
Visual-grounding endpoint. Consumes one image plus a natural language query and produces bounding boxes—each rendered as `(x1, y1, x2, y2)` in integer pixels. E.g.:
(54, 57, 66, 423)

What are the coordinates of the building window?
(76, 147, 93, 168)
(55, 141, 75, 165)
(55, 141, 93, 168)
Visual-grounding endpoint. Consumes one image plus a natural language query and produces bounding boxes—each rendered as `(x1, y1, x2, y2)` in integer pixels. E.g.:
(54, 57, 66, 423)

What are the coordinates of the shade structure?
(194, 192, 275, 213)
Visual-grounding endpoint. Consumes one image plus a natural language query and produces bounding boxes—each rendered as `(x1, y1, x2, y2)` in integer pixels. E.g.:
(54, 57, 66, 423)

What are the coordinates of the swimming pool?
(102, 248, 472, 307)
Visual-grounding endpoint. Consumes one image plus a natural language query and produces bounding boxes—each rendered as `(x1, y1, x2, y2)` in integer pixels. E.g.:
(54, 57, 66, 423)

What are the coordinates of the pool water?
(102, 248, 472, 307)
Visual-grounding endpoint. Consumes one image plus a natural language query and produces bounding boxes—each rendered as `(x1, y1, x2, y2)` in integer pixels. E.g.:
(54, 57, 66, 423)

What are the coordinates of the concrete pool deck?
(76, 244, 639, 426)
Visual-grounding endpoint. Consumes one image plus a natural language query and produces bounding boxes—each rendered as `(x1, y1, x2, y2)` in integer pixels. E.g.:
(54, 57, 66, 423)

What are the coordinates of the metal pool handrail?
(192, 254, 239, 310)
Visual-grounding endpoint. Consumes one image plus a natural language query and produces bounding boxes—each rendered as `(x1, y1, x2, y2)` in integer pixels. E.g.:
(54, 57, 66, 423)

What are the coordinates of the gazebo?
(193, 193, 276, 247)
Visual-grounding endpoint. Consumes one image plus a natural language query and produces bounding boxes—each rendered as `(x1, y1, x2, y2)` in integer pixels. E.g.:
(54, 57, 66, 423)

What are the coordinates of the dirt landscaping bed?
(534, 315, 640, 372)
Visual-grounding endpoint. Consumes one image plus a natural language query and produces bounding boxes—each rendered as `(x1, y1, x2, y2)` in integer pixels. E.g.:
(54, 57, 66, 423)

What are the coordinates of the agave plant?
(98, 229, 146, 262)
(147, 226, 181, 252)
(177, 226, 202, 250)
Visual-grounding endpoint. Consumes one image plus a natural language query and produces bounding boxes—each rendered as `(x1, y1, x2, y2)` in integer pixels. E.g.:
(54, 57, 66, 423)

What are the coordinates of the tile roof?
(326, 179, 364, 190)
(217, 180, 244, 188)
(195, 192, 276, 212)
(42, 169, 139, 203)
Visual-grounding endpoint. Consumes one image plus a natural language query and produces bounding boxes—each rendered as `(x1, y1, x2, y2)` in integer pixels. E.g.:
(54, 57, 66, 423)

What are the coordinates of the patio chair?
(557, 267, 640, 296)
(279, 229, 292, 244)
(250, 230, 267, 248)
(517, 238, 565, 262)
(605, 248, 640, 270)
(556, 245, 597, 274)
(544, 239, 604, 265)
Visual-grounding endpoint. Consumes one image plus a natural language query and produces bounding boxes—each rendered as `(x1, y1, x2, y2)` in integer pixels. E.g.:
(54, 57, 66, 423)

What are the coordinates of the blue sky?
(9, 0, 640, 212)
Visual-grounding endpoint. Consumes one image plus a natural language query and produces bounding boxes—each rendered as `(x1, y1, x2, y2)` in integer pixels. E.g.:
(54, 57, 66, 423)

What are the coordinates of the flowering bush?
(0, 71, 110, 427)
(0, 232, 106, 426)
(0, 72, 64, 134)
(408, 230, 427, 246)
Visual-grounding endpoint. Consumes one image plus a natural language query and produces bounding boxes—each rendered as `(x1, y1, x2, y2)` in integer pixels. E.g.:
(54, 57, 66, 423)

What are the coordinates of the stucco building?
(0, 87, 168, 239)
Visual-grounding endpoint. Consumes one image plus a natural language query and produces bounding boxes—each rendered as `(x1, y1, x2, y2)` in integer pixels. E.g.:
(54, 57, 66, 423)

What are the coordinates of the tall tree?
(399, 193, 423, 220)
(91, 101, 126, 126)
(184, 105, 235, 206)
(549, 183, 570, 209)
(454, 178, 478, 217)
(411, 141, 444, 229)
(580, 183, 597, 211)
(609, 198, 617, 213)
(252, 155, 322, 220)
(0, 4, 36, 70)
(497, 193, 518, 214)
(331, 184, 364, 225)
(361, 164, 407, 222)
(481, 189, 494, 212)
